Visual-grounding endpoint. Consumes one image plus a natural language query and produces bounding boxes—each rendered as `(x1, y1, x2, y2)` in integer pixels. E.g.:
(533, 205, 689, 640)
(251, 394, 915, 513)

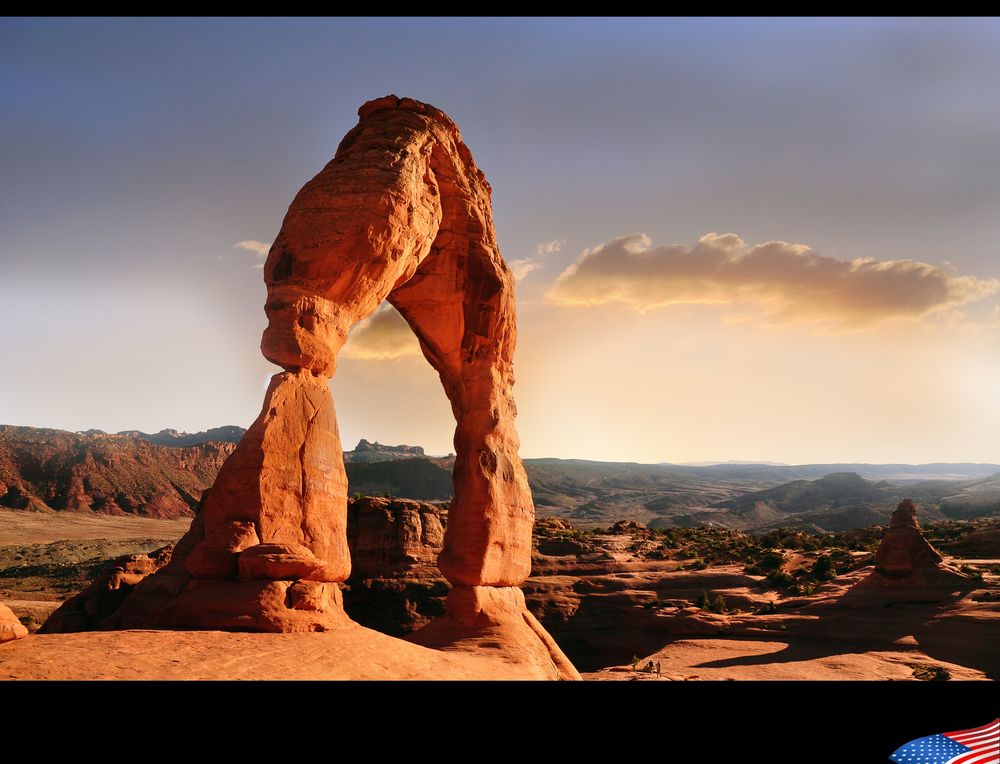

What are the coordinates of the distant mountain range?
(89, 426, 247, 447)
(688, 470, 1000, 531)
(1, 425, 997, 531)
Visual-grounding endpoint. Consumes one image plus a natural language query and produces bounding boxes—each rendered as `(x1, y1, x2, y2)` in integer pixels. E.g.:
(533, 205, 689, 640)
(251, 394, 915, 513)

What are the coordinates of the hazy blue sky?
(2, 18, 999, 463)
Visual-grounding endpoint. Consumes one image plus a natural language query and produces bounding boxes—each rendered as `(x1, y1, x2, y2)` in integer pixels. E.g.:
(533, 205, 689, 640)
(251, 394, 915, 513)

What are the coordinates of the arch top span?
(259, 94, 494, 377)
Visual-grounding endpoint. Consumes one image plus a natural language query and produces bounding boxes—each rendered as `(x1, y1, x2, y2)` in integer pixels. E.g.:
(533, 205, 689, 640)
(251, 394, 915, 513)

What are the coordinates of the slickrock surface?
(585, 567, 996, 681)
(0, 603, 27, 644)
(0, 625, 559, 680)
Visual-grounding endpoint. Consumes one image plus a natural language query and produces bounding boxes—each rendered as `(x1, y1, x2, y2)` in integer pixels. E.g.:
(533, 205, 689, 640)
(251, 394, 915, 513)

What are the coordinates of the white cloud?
(234, 240, 271, 268)
(509, 258, 542, 281)
(505, 239, 565, 282)
(546, 232, 999, 330)
(536, 238, 567, 256)
(341, 304, 421, 360)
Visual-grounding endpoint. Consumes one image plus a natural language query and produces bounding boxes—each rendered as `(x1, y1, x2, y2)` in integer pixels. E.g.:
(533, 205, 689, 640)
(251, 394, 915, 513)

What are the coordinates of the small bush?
(811, 555, 837, 581)
(695, 590, 727, 613)
(757, 552, 786, 571)
(766, 570, 795, 588)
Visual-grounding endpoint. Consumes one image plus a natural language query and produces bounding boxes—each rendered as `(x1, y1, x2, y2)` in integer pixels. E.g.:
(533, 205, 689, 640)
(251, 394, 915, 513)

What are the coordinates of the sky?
(2, 18, 999, 464)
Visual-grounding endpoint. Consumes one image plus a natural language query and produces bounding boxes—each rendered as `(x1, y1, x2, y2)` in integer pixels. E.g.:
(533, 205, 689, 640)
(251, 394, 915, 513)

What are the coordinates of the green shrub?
(757, 552, 786, 571)
(695, 590, 727, 613)
(766, 570, 796, 588)
(811, 555, 837, 580)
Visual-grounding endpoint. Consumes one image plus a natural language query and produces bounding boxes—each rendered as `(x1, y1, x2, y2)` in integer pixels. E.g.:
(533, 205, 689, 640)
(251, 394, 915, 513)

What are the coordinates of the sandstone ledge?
(0, 624, 563, 680)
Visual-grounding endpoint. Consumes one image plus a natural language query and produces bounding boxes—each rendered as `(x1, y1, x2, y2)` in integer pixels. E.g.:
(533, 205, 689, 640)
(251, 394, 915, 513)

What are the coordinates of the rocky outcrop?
(940, 527, 1000, 558)
(344, 458, 454, 500)
(0, 425, 235, 518)
(99, 96, 577, 677)
(347, 439, 425, 462)
(39, 546, 173, 633)
(343, 497, 449, 636)
(347, 496, 445, 576)
(874, 499, 957, 580)
(0, 602, 28, 643)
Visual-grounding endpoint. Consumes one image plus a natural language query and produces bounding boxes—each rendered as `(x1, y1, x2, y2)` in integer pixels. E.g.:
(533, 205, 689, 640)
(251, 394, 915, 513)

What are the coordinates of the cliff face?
(343, 497, 450, 635)
(0, 426, 235, 518)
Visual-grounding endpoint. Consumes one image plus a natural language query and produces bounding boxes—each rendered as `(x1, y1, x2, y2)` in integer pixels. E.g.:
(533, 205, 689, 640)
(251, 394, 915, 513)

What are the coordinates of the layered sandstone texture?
(873, 499, 966, 582)
(89, 96, 575, 677)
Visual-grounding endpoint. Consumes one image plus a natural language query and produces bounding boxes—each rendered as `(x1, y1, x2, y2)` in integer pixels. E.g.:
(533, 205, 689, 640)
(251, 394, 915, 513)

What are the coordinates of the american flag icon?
(890, 719, 999, 764)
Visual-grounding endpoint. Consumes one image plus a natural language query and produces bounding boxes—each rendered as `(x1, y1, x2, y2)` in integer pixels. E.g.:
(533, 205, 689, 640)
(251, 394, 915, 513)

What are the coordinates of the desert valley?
(2, 423, 998, 680)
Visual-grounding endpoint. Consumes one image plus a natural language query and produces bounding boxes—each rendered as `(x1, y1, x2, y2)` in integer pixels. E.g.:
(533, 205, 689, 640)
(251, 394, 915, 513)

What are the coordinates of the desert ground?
(3, 507, 997, 680)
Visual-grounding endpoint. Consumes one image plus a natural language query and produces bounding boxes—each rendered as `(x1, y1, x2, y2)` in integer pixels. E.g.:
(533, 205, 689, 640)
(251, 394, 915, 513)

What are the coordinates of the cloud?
(509, 258, 542, 281)
(546, 232, 999, 329)
(234, 240, 271, 268)
(536, 238, 567, 256)
(504, 238, 566, 282)
(341, 304, 421, 360)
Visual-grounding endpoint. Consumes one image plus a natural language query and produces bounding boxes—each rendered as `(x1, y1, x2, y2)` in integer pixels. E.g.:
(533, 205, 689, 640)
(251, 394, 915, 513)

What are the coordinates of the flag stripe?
(944, 720, 999, 764)
(952, 730, 999, 745)
(955, 732, 1000, 746)
(947, 745, 999, 764)
(949, 721, 1000, 742)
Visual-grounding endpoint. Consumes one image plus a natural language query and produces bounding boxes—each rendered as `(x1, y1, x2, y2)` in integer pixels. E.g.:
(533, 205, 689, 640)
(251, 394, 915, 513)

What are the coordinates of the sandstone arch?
(105, 96, 579, 678)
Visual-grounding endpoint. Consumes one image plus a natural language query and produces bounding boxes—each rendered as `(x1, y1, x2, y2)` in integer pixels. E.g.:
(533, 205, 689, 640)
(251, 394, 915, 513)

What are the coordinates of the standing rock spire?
(873, 499, 962, 580)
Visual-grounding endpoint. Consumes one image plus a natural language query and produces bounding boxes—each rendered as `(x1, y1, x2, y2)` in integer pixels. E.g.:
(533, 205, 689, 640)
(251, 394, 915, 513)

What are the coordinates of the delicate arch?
(70, 95, 579, 678)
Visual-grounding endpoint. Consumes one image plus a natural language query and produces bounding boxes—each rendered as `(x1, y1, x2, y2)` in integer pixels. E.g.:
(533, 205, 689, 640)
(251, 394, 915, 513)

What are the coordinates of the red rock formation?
(39, 546, 173, 633)
(874, 499, 950, 579)
(344, 497, 450, 636)
(0, 602, 28, 643)
(99, 96, 577, 678)
(347, 496, 445, 577)
(0, 425, 234, 517)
